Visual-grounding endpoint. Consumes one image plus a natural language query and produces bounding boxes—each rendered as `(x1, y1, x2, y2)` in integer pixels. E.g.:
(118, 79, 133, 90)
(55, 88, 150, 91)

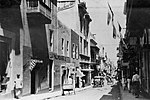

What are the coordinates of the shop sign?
(57, 0, 76, 12)
(54, 55, 70, 62)
(49, 52, 70, 62)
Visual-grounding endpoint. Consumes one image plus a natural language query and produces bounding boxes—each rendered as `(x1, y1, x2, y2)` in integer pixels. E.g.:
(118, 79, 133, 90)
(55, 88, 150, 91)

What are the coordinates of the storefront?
(79, 54, 93, 86)
(49, 53, 71, 91)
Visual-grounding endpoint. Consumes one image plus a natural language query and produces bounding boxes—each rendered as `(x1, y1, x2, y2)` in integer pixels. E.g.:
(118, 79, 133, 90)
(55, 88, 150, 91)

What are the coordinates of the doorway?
(0, 42, 9, 91)
(31, 67, 36, 94)
(49, 60, 53, 91)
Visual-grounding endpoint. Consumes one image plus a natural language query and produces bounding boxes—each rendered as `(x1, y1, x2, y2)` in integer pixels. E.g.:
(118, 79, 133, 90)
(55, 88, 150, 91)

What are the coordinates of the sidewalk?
(9, 85, 92, 100)
(100, 82, 121, 100)
(120, 86, 150, 100)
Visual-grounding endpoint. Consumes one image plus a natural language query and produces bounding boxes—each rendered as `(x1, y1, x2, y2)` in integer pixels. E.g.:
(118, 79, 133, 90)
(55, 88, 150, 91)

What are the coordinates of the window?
(42, 0, 51, 7)
(72, 43, 75, 58)
(62, 38, 64, 55)
(76, 45, 79, 59)
(49, 29, 53, 52)
(67, 41, 69, 57)
(84, 40, 88, 55)
(86, 42, 88, 55)
(51, 0, 57, 6)
(84, 40, 86, 55)
(80, 37, 82, 54)
(42, 0, 46, 3)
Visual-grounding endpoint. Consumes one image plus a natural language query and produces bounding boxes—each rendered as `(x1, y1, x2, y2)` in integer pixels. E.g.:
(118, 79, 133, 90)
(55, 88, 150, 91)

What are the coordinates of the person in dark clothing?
(132, 72, 141, 98)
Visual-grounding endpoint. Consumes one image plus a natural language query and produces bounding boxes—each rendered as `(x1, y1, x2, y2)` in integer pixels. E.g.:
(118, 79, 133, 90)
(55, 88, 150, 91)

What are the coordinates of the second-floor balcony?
(26, 0, 51, 24)
(0, 0, 21, 8)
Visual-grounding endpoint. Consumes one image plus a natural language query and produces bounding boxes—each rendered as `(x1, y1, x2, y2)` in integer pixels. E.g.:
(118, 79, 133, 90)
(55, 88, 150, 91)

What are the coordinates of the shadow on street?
(99, 83, 121, 100)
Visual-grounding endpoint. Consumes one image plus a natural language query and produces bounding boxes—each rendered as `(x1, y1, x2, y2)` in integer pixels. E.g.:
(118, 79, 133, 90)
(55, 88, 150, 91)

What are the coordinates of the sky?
(84, 0, 126, 66)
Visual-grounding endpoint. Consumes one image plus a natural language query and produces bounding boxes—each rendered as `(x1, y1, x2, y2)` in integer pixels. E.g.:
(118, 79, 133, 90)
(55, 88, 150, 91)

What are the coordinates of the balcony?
(0, 0, 21, 8)
(26, 0, 51, 24)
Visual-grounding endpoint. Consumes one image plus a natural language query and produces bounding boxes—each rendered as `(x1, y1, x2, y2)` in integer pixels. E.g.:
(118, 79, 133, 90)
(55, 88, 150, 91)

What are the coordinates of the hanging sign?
(57, 0, 76, 12)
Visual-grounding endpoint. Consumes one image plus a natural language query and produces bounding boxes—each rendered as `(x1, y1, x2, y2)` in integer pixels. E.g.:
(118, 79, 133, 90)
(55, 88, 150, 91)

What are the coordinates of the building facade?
(0, 0, 24, 95)
(90, 33, 100, 78)
(0, 0, 96, 98)
(120, 0, 150, 95)
(52, 20, 71, 91)
(57, 0, 92, 86)
(0, 0, 59, 96)
(78, 1, 92, 86)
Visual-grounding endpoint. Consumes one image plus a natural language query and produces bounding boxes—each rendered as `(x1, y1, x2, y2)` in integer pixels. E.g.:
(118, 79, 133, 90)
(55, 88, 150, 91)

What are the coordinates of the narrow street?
(45, 83, 120, 100)
(1, 0, 150, 100)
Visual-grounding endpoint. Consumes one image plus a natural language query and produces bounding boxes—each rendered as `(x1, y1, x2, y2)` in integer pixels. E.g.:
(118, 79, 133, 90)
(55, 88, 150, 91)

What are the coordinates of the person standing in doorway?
(132, 72, 141, 98)
(14, 74, 23, 99)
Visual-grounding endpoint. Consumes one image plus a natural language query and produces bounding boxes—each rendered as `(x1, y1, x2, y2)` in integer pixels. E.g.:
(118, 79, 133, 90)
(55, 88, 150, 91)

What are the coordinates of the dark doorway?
(0, 42, 9, 91)
(49, 60, 53, 90)
(31, 68, 36, 94)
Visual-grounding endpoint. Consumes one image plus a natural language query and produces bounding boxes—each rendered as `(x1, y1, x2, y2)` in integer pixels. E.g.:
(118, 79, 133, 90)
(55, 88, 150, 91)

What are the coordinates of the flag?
(113, 24, 117, 39)
(121, 38, 128, 49)
(107, 11, 111, 25)
(29, 59, 43, 71)
(117, 22, 122, 38)
(108, 3, 114, 22)
(116, 22, 123, 38)
(118, 22, 122, 33)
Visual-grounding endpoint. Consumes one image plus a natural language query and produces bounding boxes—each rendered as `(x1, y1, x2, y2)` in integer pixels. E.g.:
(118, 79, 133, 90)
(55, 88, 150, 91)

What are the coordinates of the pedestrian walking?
(132, 72, 141, 98)
(127, 76, 131, 93)
(14, 74, 23, 99)
(122, 77, 127, 90)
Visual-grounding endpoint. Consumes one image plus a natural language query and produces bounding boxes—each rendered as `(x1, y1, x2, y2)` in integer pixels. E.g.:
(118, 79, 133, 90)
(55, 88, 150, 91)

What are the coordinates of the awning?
(76, 69, 85, 77)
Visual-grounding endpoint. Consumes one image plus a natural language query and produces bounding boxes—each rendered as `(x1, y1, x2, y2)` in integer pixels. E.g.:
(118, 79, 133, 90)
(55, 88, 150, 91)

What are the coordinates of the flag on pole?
(107, 11, 111, 25)
(29, 59, 43, 71)
(113, 24, 117, 39)
(117, 22, 122, 38)
(121, 38, 128, 49)
(108, 2, 114, 22)
(118, 22, 122, 33)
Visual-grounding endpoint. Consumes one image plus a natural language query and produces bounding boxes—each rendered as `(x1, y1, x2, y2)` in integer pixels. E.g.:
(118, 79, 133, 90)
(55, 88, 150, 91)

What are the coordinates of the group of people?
(122, 72, 141, 98)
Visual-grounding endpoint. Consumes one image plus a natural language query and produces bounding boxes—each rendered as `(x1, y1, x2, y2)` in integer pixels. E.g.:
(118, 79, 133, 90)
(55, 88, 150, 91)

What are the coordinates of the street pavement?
(0, 80, 121, 100)
(1, 81, 150, 100)
(45, 84, 114, 100)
